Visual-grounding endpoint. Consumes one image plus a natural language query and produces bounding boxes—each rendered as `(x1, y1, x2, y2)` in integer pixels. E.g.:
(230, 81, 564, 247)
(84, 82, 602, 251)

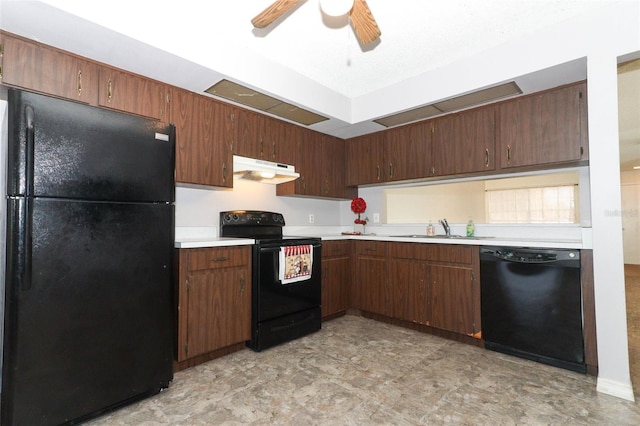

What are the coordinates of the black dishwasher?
(480, 246, 586, 373)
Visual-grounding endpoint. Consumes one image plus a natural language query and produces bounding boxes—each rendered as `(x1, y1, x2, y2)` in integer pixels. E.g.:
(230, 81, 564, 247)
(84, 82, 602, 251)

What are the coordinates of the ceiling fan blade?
(349, 0, 381, 45)
(252, 0, 301, 28)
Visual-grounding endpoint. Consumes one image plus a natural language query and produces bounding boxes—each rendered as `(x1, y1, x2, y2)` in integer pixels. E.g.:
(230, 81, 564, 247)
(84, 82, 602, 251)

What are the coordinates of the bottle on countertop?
(466, 218, 475, 237)
(427, 221, 435, 236)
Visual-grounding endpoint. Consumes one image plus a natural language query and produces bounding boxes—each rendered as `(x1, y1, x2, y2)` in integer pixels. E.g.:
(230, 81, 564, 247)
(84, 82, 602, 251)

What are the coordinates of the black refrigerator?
(1, 89, 175, 425)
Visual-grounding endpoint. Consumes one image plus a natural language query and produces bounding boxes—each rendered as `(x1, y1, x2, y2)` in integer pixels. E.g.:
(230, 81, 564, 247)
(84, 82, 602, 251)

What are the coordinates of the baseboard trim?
(596, 377, 636, 401)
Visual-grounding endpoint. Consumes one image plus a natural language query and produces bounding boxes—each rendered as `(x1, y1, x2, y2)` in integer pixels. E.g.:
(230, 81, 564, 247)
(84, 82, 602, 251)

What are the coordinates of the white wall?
(176, 179, 349, 233)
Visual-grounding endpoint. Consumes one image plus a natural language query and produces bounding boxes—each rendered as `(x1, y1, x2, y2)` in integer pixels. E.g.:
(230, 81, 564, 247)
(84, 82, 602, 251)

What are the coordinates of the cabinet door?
(275, 120, 298, 166)
(320, 135, 358, 199)
(235, 109, 261, 159)
(295, 128, 322, 196)
(433, 106, 495, 175)
(173, 90, 232, 187)
(498, 82, 587, 168)
(98, 67, 170, 121)
(428, 264, 474, 335)
(211, 100, 234, 188)
(352, 256, 390, 315)
(183, 266, 251, 359)
(351, 242, 390, 316)
(1, 33, 99, 104)
(389, 257, 429, 324)
(262, 115, 287, 162)
(345, 132, 385, 185)
(385, 122, 431, 182)
(277, 129, 356, 200)
(322, 257, 350, 318)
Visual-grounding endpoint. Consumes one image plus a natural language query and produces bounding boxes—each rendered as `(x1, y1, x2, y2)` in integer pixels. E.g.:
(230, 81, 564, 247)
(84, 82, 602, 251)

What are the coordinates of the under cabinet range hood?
(233, 155, 299, 184)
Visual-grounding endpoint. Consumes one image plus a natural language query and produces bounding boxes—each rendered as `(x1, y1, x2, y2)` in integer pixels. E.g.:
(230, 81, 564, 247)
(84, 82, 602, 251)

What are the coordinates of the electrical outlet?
(309, 214, 315, 224)
(373, 213, 380, 223)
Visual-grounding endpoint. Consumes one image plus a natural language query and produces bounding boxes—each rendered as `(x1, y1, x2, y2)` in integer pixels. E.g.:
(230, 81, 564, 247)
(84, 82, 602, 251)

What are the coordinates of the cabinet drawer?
(323, 241, 351, 258)
(423, 244, 473, 265)
(186, 246, 251, 271)
(355, 241, 387, 257)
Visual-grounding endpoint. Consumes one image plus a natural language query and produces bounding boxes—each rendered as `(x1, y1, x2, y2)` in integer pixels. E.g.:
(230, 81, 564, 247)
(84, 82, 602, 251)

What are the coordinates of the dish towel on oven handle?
(279, 245, 313, 284)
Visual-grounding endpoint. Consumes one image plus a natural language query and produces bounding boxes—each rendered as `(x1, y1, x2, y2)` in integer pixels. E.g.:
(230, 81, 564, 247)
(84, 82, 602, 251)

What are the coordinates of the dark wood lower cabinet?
(176, 246, 251, 370)
(321, 241, 352, 320)
(351, 242, 391, 316)
(389, 257, 429, 324)
(428, 264, 475, 335)
(352, 241, 480, 339)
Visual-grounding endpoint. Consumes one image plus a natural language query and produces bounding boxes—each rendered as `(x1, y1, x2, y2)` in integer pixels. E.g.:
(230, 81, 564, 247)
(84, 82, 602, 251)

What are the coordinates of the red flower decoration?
(351, 197, 367, 214)
(351, 197, 367, 225)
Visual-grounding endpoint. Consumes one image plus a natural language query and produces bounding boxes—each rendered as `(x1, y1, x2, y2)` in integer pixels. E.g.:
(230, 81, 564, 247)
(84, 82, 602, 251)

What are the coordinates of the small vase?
(354, 223, 365, 234)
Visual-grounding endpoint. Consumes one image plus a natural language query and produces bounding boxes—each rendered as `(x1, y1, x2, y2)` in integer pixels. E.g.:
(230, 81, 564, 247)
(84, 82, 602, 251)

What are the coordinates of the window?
(485, 185, 577, 223)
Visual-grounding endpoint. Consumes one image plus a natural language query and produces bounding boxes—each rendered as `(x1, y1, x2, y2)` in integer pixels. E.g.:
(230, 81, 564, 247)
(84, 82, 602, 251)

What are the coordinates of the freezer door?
(1, 198, 174, 425)
(7, 88, 175, 202)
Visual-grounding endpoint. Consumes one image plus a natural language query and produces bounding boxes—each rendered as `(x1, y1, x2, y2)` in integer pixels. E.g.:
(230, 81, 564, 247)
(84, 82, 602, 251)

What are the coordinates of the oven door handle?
(259, 246, 282, 254)
(259, 243, 321, 253)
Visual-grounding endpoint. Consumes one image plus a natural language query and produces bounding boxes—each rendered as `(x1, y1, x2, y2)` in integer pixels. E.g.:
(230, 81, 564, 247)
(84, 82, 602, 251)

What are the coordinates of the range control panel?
(220, 210, 285, 227)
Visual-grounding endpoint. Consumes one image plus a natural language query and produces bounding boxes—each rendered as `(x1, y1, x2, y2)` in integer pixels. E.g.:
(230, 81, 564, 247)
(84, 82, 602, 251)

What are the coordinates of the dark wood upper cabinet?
(277, 127, 356, 200)
(321, 135, 357, 199)
(1, 31, 589, 194)
(235, 109, 261, 158)
(284, 126, 318, 196)
(98, 67, 170, 121)
(498, 82, 588, 169)
(172, 89, 232, 188)
(1, 32, 99, 105)
(345, 132, 385, 186)
(432, 105, 496, 176)
(385, 122, 431, 181)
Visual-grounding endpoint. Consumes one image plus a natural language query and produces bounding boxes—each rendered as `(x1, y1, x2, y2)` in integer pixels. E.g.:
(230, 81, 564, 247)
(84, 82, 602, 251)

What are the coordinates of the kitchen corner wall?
(176, 179, 352, 232)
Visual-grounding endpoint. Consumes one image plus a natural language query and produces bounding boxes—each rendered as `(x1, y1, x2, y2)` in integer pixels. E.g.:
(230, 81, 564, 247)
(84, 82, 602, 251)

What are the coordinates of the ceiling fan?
(251, 0, 381, 45)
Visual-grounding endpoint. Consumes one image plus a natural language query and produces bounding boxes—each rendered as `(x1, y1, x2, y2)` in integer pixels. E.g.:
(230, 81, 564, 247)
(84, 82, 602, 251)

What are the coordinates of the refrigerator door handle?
(22, 198, 33, 291)
(8, 198, 33, 291)
(25, 105, 35, 197)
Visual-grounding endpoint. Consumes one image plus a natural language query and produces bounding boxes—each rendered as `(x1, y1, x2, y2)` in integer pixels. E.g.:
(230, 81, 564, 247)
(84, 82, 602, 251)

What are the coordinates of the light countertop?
(175, 237, 255, 249)
(175, 228, 584, 250)
(317, 234, 584, 249)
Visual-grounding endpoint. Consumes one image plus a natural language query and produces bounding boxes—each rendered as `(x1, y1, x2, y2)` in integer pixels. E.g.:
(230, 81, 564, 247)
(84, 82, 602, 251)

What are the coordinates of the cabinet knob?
(485, 148, 489, 167)
(212, 256, 229, 262)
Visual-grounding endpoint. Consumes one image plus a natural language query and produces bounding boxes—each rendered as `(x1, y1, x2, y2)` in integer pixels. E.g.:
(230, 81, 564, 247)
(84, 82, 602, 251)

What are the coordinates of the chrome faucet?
(439, 219, 450, 236)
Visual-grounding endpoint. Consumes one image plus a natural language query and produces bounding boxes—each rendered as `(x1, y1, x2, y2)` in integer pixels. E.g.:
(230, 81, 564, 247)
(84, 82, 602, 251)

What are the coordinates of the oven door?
(254, 240, 322, 323)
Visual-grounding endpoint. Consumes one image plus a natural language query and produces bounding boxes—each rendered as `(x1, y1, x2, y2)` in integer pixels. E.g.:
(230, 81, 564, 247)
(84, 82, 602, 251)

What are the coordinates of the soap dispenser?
(427, 221, 435, 236)
(466, 218, 475, 237)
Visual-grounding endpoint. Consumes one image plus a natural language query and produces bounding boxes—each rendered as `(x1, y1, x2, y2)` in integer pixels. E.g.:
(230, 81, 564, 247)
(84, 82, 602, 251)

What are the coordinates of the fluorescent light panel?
(205, 80, 329, 126)
(375, 81, 522, 128)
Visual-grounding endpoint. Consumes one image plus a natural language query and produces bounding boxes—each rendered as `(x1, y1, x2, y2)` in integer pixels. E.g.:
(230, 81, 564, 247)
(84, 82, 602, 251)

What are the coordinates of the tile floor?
(88, 315, 640, 425)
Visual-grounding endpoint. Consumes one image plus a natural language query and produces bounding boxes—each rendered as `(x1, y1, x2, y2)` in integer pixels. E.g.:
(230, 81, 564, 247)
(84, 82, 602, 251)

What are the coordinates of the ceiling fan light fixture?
(320, 0, 354, 17)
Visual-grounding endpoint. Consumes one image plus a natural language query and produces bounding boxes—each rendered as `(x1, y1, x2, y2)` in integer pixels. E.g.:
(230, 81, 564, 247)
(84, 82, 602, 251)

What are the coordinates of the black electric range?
(220, 211, 322, 351)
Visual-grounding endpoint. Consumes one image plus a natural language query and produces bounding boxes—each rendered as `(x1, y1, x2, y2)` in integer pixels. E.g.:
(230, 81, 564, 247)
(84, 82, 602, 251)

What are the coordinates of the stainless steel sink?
(390, 234, 494, 240)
